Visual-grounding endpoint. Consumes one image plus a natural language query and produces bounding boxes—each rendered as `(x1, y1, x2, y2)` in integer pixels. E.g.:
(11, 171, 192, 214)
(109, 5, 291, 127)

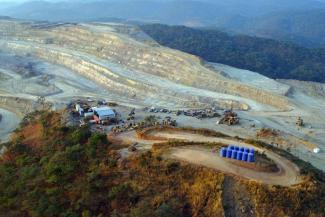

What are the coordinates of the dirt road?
(114, 130, 303, 186)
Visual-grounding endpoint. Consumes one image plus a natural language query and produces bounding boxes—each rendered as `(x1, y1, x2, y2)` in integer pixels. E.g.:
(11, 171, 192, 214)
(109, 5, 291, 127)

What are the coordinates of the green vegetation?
(140, 24, 325, 83)
(0, 112, 324, 217)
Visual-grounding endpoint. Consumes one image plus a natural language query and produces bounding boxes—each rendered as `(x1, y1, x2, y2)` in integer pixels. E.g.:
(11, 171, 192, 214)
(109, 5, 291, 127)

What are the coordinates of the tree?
(140, 24, 325, 83)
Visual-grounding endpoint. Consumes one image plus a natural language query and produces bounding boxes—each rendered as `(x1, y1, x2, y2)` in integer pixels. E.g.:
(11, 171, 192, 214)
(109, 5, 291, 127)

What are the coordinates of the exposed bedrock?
(0, 96, 36, 116)
(0, 21, 291, 110)
(1, 41, 250, 110)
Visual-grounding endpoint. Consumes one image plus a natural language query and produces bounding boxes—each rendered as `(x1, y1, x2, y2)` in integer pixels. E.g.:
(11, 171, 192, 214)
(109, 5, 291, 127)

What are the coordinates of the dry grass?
(256, 128, 279, 138)
(136, 126, 229, 140)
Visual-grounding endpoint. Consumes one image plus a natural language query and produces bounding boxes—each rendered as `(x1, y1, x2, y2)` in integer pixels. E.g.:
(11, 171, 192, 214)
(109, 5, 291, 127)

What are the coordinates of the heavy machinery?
(217, 110, 239, 126)
(296, 116, 304, 127)
(127, 108, 136, 121)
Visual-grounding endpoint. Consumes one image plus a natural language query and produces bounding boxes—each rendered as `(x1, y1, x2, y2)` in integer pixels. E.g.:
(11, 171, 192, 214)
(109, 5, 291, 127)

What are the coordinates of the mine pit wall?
(0, 22, 290, 110)
(47, 26, 291, 110)
(280, 79, 325, 98)
(1, 41, 250, 110)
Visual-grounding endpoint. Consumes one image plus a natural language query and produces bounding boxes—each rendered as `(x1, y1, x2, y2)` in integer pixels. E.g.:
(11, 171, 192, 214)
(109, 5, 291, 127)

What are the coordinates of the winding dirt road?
(113, 130, 303, 186)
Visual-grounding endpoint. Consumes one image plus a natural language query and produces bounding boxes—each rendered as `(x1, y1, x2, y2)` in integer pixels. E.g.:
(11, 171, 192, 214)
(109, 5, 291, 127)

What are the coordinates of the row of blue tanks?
(220, 145, 255, 162)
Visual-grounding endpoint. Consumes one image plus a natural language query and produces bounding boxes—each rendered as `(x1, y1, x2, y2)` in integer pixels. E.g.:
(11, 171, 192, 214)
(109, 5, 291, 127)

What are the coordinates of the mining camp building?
(93, 106, 116, 124)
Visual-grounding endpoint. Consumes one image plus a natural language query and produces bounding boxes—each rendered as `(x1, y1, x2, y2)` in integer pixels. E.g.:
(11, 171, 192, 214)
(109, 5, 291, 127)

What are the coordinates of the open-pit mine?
(0, 18, 324, 173)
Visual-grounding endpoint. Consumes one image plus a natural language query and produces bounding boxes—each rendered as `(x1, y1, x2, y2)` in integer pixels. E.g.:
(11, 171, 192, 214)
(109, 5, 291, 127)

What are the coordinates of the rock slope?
(0, 20, 290, 110)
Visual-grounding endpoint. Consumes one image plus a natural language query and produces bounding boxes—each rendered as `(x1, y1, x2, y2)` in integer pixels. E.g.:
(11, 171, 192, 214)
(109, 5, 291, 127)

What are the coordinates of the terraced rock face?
(0, 20, 290, 110)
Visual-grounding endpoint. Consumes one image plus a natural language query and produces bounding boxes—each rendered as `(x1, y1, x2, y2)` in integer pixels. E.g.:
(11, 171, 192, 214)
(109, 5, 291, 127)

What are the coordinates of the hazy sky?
(0, 0, 29, 2)
(0, 0, 31, 2)
(1, 0, 325, 3)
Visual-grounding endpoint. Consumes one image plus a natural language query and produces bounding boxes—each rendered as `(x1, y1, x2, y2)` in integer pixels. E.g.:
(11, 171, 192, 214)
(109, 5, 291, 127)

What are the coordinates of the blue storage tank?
(234, 146, 240, 151)
(229, 145, 235, 150)
(220, 148, 227, 157)
(248, 153, 255, 162)
(227, 149, 233, 158)
(250, 148, 255, 154)
(231, 150, 237, 159)
(240, 147, 245, 152)
(242, 152, 248, 161)
(237, 151, 243, 160)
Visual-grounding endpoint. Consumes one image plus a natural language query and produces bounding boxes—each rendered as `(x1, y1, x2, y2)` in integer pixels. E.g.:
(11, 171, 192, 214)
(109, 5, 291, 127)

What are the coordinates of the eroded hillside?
(0, 19, 324, 172)
(0, 112, 324, 217)
(0, 20, 290, 110)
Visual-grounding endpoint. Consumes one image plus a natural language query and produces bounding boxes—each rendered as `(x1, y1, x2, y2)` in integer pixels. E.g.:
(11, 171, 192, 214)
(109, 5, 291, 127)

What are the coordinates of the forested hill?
(140, 24, 325, 83)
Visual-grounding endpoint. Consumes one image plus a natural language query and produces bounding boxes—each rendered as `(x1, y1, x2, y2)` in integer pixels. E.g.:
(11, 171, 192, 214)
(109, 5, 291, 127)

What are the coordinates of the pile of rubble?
(217, 110, 239, 126)
(183, 108, 220, 119)
(147, 107, 172, 113)
(147, 107, 220, 119)
(256, 128, 279, 138)
(112, 117, 177, 133)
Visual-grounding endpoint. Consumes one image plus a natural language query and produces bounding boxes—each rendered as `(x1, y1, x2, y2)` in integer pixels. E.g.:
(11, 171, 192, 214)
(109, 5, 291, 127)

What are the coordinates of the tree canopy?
(140, 24, 325, 83)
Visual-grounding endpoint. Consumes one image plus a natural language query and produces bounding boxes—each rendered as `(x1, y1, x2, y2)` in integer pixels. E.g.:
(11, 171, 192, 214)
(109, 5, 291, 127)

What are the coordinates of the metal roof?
(93, 106, 115, 117)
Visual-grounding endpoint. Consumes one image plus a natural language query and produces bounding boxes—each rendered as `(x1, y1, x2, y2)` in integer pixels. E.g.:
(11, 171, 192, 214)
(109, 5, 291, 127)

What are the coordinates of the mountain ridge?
(1, 0, 325, 47)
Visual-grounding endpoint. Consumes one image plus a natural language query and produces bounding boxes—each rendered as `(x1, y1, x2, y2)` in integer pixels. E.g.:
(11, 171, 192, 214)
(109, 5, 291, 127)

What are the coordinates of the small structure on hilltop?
(93, 106, 116, 125)
(75, 103, 94, 118)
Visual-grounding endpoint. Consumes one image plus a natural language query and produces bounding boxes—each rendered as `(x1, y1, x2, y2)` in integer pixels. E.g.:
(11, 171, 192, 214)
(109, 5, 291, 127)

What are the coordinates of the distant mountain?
(1, 0, 325, 47)
(140, 24, 325, 83)
(215, 9, 325, 48)
(3, 0, 325, 20)
(0, 0, 220, 24)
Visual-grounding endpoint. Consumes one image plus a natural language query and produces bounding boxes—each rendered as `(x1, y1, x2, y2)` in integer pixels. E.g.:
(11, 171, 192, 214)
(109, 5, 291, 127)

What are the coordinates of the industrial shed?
(93, 106, 116, 124)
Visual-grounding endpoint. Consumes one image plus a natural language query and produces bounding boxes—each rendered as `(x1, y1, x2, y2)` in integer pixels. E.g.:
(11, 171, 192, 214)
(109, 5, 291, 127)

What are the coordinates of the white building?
(93, 106, 116, 123)
(75, 104, 94, 117)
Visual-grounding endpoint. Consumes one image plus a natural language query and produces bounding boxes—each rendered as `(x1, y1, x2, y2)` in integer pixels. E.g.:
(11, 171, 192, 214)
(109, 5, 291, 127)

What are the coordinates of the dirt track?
(114, 130, 303, 186)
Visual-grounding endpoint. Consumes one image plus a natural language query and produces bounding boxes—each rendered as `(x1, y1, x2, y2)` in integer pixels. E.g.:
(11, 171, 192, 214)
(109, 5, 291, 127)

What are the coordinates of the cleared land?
(113, 129, 302, 186)
(0, 19, 324, 171)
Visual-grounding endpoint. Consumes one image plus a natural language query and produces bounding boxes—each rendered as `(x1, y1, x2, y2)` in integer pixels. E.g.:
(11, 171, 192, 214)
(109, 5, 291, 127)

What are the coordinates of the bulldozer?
(217, 110, 239, 126)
